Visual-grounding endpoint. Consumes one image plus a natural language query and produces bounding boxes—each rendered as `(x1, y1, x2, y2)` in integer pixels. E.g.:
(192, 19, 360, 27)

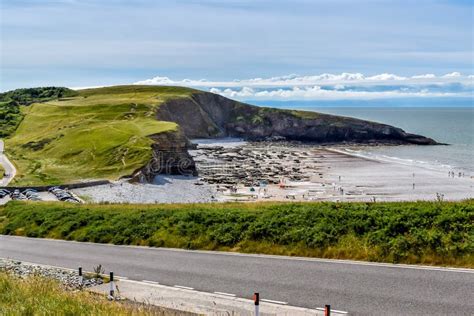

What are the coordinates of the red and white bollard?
(325, 304, 331, 316)
(254, 292, 259, 316)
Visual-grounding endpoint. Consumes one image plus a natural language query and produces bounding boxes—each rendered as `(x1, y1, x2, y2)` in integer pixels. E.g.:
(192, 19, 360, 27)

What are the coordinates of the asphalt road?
(1, 235, 473, 315)
(0, 140, 16, 186)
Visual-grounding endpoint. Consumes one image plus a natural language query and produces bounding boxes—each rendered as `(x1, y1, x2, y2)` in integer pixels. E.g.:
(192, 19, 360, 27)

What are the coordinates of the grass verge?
(0, 272, 171, 315)
(0, 200, 472, 268)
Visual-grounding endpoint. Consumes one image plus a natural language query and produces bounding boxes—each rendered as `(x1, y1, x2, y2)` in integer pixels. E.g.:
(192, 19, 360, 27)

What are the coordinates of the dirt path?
(0, 140, 16, 186)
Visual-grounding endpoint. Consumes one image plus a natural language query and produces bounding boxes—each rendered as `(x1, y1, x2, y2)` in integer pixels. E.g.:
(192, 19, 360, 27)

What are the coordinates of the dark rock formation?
(157, 91, 439, 145)
(133, 130, 197, 182)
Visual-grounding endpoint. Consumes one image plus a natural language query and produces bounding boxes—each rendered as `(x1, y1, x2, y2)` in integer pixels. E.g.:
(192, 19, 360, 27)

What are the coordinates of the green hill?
(4, 86, 194, 186)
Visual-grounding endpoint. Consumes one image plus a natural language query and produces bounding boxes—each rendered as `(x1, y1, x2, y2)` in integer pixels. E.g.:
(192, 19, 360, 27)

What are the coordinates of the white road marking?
(174, 285, 194, 290)
(261, 298, 288, 305)
(141, 280, 159, 284)
(213, 291, 236, 297)
(316, 307, 348, 314)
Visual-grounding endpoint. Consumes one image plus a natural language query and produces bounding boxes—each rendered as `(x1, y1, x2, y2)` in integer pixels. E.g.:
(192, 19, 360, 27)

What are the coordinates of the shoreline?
(1, 139, 471, 204)
(69, 141, 472, 204)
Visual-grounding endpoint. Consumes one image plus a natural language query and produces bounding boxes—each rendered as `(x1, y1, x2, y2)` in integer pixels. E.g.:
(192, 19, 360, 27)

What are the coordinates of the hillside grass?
(0, 101, 23, 138)
(5, 86, 197, 186)
(1, 200, 472, 268)
(0, 272, 172, 315)
(0, 87, 79, 138)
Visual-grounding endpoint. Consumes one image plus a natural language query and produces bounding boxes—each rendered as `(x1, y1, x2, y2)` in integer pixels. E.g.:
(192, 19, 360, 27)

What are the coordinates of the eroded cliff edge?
(133, 130, 197, 182)
(156, 91, 438, 145)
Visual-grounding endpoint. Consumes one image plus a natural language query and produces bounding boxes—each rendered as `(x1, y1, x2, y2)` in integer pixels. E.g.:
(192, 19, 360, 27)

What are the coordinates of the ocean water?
(299, 107, 473, 173)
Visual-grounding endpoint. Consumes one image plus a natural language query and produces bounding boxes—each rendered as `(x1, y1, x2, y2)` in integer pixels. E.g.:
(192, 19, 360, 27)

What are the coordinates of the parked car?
(0, 189, 11, 198)
(11, 189, 27, 200)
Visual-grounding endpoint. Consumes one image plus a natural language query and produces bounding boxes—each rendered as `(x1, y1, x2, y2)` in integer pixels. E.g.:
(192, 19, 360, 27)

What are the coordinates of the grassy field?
(0, 164, 4, 178)
(0, 272, 174, 315)
(5, 86, 197, 186)
(1, 200, 472, 267)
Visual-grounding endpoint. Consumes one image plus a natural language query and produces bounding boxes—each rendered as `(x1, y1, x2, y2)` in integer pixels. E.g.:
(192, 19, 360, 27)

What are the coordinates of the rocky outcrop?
(156, 92, 439, 145)
(133, 129, 197, 182)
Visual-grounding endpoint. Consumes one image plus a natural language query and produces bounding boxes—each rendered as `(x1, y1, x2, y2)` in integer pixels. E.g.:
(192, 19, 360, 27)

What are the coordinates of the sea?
(301, 107, 474, 174)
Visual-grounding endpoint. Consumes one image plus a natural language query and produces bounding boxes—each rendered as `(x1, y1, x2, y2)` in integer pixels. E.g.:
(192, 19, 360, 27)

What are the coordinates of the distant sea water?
(251, 104, 473, 174)
(307, 107, 474, 174)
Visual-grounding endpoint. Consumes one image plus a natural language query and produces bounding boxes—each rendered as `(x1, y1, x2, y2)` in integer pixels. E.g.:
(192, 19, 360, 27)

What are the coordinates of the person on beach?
(412, 183, 415, 190)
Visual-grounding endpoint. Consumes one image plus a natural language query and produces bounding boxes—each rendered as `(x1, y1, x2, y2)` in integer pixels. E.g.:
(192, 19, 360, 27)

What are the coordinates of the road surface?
(1, 235, 473, 315)
(0, 140, 16, 186)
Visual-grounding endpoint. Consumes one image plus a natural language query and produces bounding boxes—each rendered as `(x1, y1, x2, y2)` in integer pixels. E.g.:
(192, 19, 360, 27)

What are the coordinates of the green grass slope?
(5, 86, 196, 186)
(1, 200, 472, 267)
(0, 273, 169, 315)
(0, 87, 78, 138)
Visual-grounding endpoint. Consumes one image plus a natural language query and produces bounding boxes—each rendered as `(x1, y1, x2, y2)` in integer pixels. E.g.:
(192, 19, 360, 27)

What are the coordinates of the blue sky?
(1, 0, 473, 105)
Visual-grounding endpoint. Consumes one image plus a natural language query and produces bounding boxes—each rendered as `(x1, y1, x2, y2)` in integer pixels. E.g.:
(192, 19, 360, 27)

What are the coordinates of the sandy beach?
(68, 140, 472, 204)
(292, 148, 472, 202)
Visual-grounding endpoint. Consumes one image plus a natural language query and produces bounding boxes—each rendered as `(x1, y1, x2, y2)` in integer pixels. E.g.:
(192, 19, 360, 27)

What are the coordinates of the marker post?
(253, 292, 259, 316)
(325, 304, 331, 316)
(109, 272, 115, 298)
(78, 267, 83, 285)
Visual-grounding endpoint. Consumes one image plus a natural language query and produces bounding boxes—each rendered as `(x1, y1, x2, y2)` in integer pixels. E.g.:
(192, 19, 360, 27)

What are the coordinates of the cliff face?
(133, 130, 197, 182)
(157, 91, 438, 145)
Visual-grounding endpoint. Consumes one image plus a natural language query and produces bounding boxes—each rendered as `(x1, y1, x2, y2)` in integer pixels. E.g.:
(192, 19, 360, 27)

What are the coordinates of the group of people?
(448, 171, 465, 178)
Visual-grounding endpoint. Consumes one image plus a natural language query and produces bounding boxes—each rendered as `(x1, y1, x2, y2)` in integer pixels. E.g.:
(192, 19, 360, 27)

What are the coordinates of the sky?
(1, 0, 473, 106)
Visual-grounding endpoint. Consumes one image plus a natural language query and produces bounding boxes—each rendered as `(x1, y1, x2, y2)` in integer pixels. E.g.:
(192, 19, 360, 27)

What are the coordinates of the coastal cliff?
(133, 130, 197, 182)
(157, 91, 438, 145)
(1, 85, 439, 186)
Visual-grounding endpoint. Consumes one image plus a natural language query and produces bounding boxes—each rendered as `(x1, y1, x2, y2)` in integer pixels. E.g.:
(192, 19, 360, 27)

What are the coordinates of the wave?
(332, 147, 456, 172)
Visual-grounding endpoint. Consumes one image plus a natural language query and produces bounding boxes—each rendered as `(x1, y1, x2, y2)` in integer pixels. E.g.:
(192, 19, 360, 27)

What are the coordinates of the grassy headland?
(5, 86, 195, 186)
(0, 272, 169, 315)
(0, 87, 78, 138)
(1, 200, 472, 267)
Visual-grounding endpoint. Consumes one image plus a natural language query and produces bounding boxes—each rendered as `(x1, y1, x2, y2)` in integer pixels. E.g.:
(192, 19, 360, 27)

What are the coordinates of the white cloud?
(442, 72, 461, 78)
(366, 73, 407, 81)
(133, 72, 473, 101)
(209, 86, 468, 101)
(135, 72, 472, 88)
(411, 74, 436, 79)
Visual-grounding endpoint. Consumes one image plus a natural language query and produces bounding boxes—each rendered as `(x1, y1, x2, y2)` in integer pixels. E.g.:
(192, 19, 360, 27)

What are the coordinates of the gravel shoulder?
(0, 258, 104, 289)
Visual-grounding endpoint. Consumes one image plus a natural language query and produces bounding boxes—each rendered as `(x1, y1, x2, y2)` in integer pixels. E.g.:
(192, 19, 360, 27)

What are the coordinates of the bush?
(0, 200, 472, 267)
